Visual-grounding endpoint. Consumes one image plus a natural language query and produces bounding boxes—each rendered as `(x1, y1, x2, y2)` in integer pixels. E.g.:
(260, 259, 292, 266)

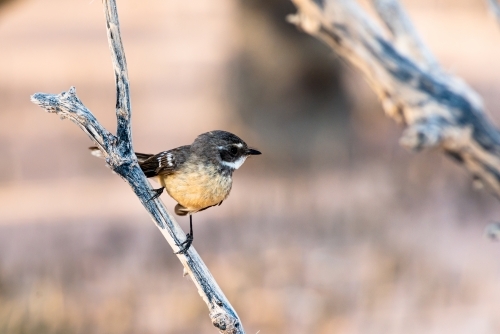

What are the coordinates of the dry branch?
(30, 1, 244, 333)
(488, 0, 500, 26)
(288, 0, 500, 197)
(371, 0, 438, 71)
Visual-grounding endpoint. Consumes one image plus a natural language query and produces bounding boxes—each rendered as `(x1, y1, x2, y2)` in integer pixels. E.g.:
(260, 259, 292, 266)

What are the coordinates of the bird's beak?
(246, 148, 261, 155)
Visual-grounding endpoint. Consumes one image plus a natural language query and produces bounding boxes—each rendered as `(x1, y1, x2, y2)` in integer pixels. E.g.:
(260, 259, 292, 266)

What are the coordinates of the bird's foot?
(175, 233, 193, 254)
(148, 187, 165, 201)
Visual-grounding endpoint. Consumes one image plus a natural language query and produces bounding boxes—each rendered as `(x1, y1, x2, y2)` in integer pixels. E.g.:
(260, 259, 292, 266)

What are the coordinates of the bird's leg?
(176, 215, 194, 254)
(148, 187, 165, 201)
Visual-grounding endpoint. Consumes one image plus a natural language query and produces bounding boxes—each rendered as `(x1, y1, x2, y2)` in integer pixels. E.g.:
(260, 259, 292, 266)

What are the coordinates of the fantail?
(90, 130, 261, 253)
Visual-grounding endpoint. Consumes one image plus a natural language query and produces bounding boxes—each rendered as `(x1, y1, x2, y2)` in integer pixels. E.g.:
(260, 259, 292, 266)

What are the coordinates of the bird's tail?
(88, 147, 153, 163)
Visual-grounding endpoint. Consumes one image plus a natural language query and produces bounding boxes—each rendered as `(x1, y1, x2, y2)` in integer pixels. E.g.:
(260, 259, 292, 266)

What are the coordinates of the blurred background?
(1, 0, 500, 333)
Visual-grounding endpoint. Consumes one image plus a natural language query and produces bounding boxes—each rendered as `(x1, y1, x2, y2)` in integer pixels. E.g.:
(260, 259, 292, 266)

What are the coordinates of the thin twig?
(103, 0, 133, 156)
(31, 0, 245, 333)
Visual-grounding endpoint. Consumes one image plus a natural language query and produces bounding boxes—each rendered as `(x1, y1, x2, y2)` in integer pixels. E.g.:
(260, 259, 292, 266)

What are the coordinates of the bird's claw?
(148, 187, 165, 201)
(175, 233, 193, 254)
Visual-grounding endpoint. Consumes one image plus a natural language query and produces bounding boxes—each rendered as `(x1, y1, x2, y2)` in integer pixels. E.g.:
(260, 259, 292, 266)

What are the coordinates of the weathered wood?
(488, 0, 500, 26)
(30, 1, 244, 333)
(371, 0, 438, 71)
(288, 0, 500, 197)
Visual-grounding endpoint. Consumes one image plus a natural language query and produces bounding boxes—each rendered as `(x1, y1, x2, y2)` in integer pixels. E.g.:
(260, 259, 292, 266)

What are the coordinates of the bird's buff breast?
(156, 165, 232, 212)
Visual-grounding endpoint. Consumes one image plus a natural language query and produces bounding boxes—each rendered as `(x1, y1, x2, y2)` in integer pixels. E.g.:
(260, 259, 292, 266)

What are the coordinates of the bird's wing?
(139, 145, 190, 178)
(135, 152, 154, 163)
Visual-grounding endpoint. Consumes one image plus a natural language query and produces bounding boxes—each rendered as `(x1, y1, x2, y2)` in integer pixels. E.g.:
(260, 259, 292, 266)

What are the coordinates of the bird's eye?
(229, 146, 238, 155)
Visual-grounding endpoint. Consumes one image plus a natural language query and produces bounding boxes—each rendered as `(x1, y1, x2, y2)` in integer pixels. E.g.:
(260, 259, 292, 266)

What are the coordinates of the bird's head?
(192, 130, 261, 170)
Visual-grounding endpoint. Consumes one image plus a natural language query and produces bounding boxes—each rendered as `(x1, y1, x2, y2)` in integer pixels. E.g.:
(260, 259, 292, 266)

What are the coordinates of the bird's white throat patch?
(221, 156, 247, 170)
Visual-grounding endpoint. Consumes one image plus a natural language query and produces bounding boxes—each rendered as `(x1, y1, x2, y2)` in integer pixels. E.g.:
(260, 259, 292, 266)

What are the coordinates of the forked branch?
(31, 1, 244, 333)
(288, 0, 500, 197)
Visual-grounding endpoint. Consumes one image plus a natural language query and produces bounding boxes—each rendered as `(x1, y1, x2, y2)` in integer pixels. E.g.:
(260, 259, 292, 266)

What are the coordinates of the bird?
(90, 130, 261, 254)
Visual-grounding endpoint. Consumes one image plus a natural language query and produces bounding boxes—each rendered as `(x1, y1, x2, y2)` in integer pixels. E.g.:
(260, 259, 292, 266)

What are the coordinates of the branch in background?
(30, 1, 245, 333)
(487, 0, 500, 26)
(288, 0, 500, 197)
(371, 0, 438, 71)
(485, 221, 500, 240)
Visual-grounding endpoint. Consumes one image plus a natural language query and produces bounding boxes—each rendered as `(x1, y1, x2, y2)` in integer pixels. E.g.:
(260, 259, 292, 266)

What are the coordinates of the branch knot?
(399, 116, 449, 151)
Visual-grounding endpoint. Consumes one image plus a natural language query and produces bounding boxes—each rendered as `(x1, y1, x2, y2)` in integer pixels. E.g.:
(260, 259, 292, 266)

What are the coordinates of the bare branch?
(103, 0, 133, 156)
(487, 0, 500, 26)
(31, 1, 245, 333)
(31, 87, 119, 164)
(288, 0, 500, 196)
(370, 0, 439, 70)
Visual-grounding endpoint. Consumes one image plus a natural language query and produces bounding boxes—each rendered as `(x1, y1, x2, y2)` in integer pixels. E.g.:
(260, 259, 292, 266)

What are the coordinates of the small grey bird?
(90, 130, 261, 253)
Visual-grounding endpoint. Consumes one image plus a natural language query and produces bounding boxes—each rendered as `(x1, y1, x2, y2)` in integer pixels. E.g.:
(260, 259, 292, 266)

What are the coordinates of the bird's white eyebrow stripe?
(218, 143, 244, 150)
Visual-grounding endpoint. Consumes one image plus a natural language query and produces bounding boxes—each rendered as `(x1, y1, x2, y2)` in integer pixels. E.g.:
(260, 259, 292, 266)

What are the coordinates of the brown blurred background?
(1, 0, 500, 333)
